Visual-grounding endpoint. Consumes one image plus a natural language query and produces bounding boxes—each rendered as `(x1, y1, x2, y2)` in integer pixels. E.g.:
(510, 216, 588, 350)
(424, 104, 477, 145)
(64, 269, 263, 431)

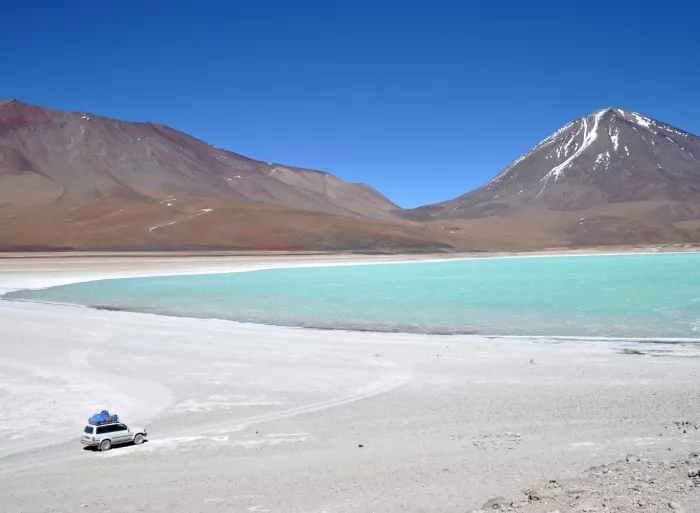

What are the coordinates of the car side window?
(117, 424, 128, 431)
(96, 426, 107, 435)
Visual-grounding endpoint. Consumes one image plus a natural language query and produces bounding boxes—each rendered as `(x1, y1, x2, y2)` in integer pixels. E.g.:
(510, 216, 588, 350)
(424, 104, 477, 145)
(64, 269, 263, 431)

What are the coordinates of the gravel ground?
(473, 451, 700, 512)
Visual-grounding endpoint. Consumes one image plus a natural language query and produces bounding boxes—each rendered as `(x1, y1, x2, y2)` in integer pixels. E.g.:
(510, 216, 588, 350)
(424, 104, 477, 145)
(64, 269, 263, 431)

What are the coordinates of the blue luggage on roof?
(88, 410, 119, 425)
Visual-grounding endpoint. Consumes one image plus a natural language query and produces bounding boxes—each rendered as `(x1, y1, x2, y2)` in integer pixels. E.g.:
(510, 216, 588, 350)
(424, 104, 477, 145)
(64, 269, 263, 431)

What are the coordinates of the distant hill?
(0, 99, 398, 218)
(0, 99, 449, 251)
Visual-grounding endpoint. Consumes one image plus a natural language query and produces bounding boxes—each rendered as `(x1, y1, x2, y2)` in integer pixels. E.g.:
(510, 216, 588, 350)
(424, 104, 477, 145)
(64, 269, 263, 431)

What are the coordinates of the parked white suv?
(81, 422, 147, 451)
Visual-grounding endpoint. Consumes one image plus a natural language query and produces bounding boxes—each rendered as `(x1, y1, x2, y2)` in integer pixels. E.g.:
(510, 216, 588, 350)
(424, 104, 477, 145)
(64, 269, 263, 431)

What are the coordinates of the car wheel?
(134, 434, 144, 445)
(99, 439, 112, 452)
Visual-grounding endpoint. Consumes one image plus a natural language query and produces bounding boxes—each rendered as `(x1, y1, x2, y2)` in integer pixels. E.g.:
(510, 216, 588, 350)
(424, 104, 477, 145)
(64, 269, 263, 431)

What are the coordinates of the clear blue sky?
(3, 1, 698, 207)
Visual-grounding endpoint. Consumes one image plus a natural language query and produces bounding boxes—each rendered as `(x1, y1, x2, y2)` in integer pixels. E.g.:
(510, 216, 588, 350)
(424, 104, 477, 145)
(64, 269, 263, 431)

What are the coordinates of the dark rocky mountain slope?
(411, 107, 700, 222)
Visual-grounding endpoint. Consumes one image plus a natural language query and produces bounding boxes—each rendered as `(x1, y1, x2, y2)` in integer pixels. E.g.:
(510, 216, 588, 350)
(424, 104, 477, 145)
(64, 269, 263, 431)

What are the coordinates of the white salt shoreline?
(2, 247, 694, 294)
(0, 254, 439, 293)
(1, 254, 700, 512)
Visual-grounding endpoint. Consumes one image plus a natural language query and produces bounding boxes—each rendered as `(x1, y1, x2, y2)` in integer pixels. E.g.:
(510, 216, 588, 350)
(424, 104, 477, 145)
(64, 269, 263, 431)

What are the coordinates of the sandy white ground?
(1, 255, 699, 512)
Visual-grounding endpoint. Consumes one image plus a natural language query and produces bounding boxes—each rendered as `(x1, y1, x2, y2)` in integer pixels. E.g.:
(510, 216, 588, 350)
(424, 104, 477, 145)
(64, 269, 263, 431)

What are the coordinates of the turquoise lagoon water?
(6, 253, 700, 339)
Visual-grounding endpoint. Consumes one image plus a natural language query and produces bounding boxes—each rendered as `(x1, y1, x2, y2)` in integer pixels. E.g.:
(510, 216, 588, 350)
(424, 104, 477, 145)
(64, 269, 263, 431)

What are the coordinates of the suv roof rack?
(88, 419, 122, 426)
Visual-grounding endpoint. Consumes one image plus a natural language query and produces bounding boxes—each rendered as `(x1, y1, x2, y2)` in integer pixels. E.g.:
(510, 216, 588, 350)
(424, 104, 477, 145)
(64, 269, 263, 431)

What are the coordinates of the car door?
(102, 425, 118, 443)
(95, 425, 109, 443)
(112, 423, 131, 444)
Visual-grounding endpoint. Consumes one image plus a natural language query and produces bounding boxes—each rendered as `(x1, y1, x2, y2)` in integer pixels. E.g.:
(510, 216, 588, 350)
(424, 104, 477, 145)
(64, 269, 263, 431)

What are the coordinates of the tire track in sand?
(0, 359, 411, 473)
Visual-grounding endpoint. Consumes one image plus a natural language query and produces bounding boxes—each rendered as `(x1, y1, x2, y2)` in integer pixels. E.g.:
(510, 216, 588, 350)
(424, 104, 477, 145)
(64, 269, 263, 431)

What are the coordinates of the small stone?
(524, 489, 545, 501)
(481, 496, 511, 510)
(626, 454, 639, 463)
(358, 444, 363, 448)
(567, 502, 595, 512)
(669, 501, 682, 509)
(567, 486, 591, 497)
(688, 469, 698, 477)
(689, 452, 699, 459)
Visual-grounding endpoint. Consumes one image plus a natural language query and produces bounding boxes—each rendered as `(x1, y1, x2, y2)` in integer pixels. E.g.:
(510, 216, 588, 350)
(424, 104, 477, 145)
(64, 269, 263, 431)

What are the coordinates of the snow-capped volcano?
(413, 107, 700, 219)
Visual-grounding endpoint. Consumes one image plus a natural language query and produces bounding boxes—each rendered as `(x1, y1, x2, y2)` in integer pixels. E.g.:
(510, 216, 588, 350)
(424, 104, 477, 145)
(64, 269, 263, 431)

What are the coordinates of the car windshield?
(83, 426, 93, 434)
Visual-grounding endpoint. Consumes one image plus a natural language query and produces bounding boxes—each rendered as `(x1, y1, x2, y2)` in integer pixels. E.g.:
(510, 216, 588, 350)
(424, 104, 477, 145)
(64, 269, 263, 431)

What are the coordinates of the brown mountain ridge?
(1, 100, 699, 251)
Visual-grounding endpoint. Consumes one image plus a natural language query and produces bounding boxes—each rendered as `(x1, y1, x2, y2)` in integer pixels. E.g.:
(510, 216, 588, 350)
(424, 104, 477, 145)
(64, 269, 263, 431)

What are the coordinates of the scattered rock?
(566, 503, 595, 513)
(481, 496, 511, 510)
(566, 486, 590, 498)
(358, 444, 363, 448)
(475, 451, 700, 512)
(621, 348, 645, 355)
(524, 488, 552, 501)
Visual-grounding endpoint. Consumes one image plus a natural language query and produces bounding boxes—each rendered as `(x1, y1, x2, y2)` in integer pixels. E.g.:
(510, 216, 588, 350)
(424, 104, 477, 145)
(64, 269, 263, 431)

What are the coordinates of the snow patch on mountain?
(632, 113, 652, 128)
(610, 127, 620, 151)
(543, 109, 607, 182)
(482, 120, 577, 190)
(149, 221, 177, 233)
(594, 151, 612, 170)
